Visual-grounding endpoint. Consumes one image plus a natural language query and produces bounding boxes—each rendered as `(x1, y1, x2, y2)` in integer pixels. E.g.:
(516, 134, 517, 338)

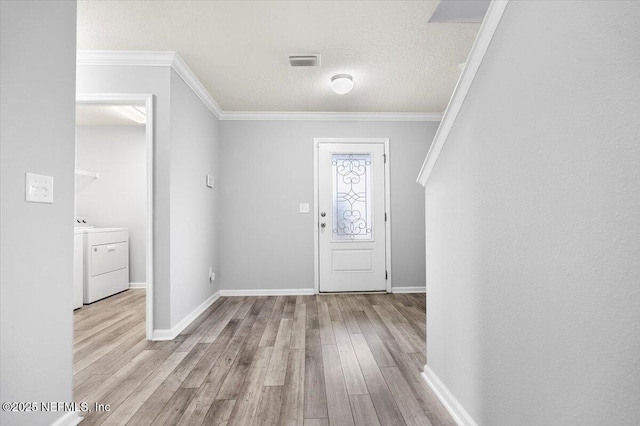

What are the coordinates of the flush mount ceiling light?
(330, 74, 354, 95)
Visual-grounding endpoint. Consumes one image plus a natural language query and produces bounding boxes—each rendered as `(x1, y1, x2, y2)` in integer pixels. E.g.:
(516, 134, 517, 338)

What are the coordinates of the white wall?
(219, 120, 437, 291)
(76, 125, 147, 283)
(169, 70, 220, 323)
(424, 1, 640, 424)
(0, 1, 77, 425)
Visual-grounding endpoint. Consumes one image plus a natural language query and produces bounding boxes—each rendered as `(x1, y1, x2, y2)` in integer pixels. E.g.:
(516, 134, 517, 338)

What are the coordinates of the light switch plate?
(299, 203, 310, 213)
(206, 175, 215, 188)
(25, 173, 53, 203)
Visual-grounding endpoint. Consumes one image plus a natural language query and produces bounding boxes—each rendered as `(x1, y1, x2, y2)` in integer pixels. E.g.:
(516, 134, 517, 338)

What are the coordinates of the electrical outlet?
(299, 203, 310, 213)
(209, 267, 215, 282)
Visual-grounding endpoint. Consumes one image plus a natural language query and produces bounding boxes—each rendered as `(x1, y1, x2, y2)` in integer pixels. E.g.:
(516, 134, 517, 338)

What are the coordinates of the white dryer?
(78, 220, 129, 304)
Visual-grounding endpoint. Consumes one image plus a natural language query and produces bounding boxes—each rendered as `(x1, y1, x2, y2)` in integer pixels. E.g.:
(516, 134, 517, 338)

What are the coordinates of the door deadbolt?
(320, 223, 326, 228)
(320, 212, 326, 217)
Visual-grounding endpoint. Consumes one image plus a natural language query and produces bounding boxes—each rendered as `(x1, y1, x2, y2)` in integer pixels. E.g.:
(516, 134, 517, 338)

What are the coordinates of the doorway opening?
(74, 94, 154, 340)
(314, 138, 392, 293)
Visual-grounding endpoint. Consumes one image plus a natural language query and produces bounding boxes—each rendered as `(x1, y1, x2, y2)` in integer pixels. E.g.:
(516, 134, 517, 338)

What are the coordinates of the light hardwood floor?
(73, 289, 454, 425)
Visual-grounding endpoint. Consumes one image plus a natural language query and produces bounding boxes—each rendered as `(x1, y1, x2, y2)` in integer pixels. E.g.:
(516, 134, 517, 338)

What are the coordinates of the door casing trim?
(76, 93, 155, 341)
(313, 137, 392, 294)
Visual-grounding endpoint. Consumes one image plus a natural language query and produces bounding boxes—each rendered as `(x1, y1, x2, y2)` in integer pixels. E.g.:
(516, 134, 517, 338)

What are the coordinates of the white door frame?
(313, 137, 392, 293)
(76, 93, 155, 340)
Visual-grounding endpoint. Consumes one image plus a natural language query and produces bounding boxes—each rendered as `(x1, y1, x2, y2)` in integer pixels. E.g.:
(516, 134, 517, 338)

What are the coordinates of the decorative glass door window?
(331, 153, 373, 241)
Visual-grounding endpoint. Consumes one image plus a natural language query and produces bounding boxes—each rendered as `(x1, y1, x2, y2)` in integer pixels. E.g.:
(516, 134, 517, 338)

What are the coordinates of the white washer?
(76, 218, 130, 304)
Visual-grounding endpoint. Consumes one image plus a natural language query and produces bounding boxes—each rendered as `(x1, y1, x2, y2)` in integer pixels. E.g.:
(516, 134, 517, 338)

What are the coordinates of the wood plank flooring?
(74, 289, 454, 425)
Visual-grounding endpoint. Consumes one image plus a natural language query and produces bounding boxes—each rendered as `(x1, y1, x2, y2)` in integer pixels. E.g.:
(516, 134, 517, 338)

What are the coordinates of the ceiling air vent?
(289, 54, 321, 67)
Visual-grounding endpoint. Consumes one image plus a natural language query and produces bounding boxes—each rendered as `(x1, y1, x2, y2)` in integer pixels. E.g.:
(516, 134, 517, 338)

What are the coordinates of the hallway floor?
(73, 290, 453, 425)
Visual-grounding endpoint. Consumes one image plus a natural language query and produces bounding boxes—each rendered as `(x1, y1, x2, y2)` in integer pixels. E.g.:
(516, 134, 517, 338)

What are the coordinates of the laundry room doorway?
(74, 94, 154, 340)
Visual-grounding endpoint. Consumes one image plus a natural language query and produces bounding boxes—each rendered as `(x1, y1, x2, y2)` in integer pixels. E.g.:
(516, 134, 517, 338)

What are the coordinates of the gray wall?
(77, 64, 173, 329)
(169, 70, 221, 323)
(219, 120, 437, 291)
(0, 1, 77, 425)
(424, 1, 640, 424)
(76, 125, 147, 283)
(77, 65, 221, 331)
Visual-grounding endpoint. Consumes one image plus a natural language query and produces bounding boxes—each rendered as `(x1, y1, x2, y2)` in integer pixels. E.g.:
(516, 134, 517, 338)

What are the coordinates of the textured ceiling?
(77, 1, 480, 113)
(76, 104, 146, 126)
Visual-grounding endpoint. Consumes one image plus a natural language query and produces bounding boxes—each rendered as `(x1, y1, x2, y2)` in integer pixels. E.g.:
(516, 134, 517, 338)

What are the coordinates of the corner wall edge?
(417, 0, 510, 187)
(152, 290, 220, 341)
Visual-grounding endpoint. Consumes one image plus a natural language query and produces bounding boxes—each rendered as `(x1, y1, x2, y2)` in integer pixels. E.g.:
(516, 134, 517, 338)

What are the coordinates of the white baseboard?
(151, 328, 175, 341)
(152, 290, 220, 341)
(422, 365, 477, 426)
(391, 286, 426, 293)
(219, 288, 315, 297)
(129, 282, 146, 289)
(219, 288, 422, 296)
(51, 411, 83, 426)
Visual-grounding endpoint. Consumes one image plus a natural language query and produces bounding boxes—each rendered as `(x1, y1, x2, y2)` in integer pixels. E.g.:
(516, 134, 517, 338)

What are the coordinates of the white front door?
(317, 142, 387, 292)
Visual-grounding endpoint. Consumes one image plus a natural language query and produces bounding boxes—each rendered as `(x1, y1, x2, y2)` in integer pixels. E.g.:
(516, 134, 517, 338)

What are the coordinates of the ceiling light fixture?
(330, 74, 354, 95)
(114, 105, 146, 124)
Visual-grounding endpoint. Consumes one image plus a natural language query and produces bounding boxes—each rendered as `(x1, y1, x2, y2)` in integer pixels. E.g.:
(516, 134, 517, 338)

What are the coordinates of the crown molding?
(77, 50, 223, 118)
(77, 50, 443, 123)
(417, 0, 510, 187)
(220, 111, 442, 121)
(170, 53, 224, 119)
(77, 50, 175, 67)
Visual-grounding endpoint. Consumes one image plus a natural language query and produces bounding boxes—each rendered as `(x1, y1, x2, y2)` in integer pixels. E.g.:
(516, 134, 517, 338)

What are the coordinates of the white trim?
(383, 140, 392, 293)
(220, 111, 442, 122)
(75, 94, 155, 342)
(129, 282, 147, 289)
(219, 288, 316, 297)
(170, 54, 224, 118)
(391, 286, 426, 293)
(144, 94, 155, 342)
(151, 328, 176, 341)
(76, 50, 175, 67)
(422, 365, 478, 426)
(77, 51, 442, 123)
(77, 51, 223, 119)
(313, 141, 320, 294)
(152, 291, 220, 341)
(76, 93, 151, 104)
(313, 138, 392, 294)
(416, 0, 509, 186)
(50, 411, 82, 426)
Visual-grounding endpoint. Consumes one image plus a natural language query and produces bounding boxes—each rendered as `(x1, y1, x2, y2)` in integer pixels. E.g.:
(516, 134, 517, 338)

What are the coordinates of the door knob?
(320, 223, 326, 228)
